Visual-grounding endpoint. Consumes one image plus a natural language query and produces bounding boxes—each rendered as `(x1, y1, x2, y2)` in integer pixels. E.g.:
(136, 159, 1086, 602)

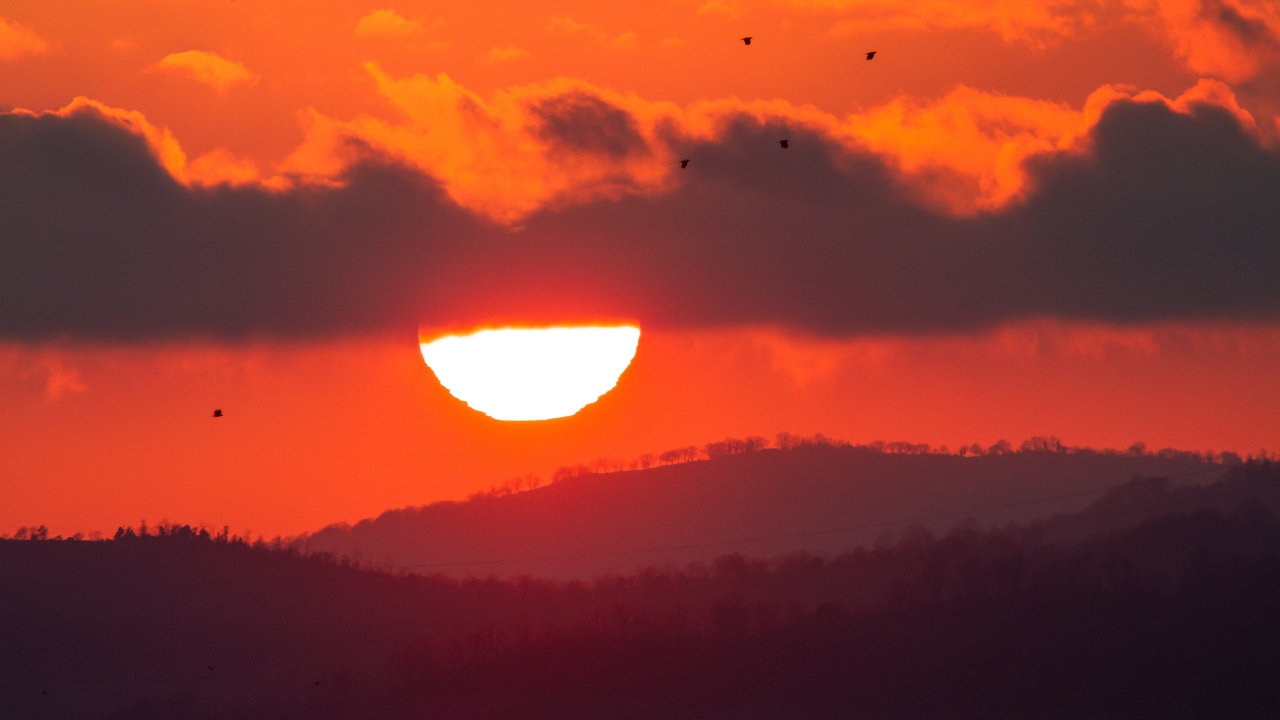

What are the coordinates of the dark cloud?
(1, 96, 1279, 341)
(0, 110, 477, 340)
(1199, 0, 1279, 48)
(530, 92, 647, 158)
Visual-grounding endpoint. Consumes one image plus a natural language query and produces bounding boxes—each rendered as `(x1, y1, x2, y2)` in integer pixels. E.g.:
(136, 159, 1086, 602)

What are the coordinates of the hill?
(300, 442, 1222, 578)
(2, 461, 1278, 719)
(1040, 461, 1280, 545)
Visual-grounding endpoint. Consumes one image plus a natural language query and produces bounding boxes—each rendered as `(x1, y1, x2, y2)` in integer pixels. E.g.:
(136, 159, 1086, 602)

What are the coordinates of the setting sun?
(420, 326, 641, 421)
(8, 0, 1280, 714)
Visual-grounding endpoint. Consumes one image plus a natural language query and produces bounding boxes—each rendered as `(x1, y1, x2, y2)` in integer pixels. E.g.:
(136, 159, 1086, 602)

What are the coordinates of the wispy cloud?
(481, 45, 530, 64)
(0, 18, 49, 60)
(1127, 0, 1280, 81)
(43, 362, 87, 400)
(355, 9, 423, 37)
(151, 50, 258, 93)
(547, 17, 608, 41)
(697, 0, 744, 18)
(547, 17, 639, 48)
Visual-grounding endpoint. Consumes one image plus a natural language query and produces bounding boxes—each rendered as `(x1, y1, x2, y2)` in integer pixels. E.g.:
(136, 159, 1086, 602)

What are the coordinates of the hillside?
(301, 444, 1221, 578)
(2, 461, 1278, 719)
(1039, 462, 1280, 545)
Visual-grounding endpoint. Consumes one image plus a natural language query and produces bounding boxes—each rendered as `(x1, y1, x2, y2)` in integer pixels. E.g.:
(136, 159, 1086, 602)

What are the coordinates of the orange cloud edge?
(8, 72, 1266, 225)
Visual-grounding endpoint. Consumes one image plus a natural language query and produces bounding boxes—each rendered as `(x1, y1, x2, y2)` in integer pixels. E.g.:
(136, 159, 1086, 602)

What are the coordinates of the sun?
(420, 325, 641, 421)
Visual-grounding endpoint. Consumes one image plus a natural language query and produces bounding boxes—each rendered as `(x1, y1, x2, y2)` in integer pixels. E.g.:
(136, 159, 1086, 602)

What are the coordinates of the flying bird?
(212, 409, 223, 418)
(779, 139, 789, 149)
(742, 37, 752, 45)
(679, 159, 690, 168)
(866, 51, 876, 60)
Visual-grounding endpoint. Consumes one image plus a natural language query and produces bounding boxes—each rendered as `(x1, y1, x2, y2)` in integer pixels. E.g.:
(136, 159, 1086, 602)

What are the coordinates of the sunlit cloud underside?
(420, 326, 641, 421)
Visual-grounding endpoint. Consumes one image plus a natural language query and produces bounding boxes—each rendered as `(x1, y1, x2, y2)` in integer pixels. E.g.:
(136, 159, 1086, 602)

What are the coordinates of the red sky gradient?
(4, 322, 1279, 537)
(2, 0, 1279, 536)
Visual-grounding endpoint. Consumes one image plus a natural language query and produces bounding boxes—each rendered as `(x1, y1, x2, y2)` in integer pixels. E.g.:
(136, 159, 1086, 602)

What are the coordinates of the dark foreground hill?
(301, 444, 1220, 578)
(2, 462, 1279, 720)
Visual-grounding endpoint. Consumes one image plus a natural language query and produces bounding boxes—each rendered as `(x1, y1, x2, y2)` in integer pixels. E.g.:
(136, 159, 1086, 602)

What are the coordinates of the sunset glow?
(7, 1, 1280, 713)
(420, 326, 641, 421)
(2, 0, 1280, 541)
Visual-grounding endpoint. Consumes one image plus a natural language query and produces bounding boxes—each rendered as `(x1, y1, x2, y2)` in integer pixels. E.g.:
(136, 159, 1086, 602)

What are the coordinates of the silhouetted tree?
(1020, 435, 1065, 452)
(704, 437, 759, 459)
(658, 446, 700, 465)
(551, 465, 591, 482)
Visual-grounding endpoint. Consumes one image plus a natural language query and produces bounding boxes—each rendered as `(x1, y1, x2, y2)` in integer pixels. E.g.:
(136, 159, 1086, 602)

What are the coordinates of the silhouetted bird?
(742, 37, 752, 45)
(779, 139, 789, 149)
(866, 51, 876, 60)
(680, 159, 690, 168)
(212, 409, 223, 418)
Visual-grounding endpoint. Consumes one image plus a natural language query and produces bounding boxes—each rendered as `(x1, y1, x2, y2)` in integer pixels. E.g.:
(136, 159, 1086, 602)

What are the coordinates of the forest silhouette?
(1, 457, 1279, 718)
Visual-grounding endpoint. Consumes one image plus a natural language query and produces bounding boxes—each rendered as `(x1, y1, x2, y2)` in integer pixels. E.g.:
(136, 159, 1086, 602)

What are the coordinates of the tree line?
(486, 433, 1255, 500)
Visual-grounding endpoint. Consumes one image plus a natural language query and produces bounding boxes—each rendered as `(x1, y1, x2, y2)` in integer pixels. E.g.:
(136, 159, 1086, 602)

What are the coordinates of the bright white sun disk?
(420, 326, 641, 421)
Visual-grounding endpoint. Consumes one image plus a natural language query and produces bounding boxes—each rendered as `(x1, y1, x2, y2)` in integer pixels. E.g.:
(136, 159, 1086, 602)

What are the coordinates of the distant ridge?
(299, 440, 1224, 578)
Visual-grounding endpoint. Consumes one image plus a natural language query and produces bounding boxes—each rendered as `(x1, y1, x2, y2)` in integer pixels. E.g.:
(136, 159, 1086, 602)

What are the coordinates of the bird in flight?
(779, 139, 789, 149)
(742, 37, 752, 45)
(212, 409, 223, 418)
(680, 159, 690, 168)
(866, 51, 876, 60)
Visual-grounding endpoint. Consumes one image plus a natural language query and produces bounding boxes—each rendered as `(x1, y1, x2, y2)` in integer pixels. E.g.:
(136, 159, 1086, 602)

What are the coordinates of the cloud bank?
(1, 82, 1277, 341)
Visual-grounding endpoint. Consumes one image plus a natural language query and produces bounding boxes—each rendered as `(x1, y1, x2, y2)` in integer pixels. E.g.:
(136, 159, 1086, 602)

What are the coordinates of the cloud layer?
(1, 84, 1278, 341)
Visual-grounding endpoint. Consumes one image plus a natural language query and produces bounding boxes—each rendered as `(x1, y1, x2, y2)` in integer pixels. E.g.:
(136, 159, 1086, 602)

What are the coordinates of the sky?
(1, 0, 1279, 537)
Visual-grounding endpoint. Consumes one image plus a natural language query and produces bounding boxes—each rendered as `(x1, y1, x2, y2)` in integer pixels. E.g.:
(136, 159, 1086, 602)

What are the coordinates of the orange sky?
(0, 1, 1207, 167)
(4, 322, 1279, 537)
(2, 0, 1279, 536)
